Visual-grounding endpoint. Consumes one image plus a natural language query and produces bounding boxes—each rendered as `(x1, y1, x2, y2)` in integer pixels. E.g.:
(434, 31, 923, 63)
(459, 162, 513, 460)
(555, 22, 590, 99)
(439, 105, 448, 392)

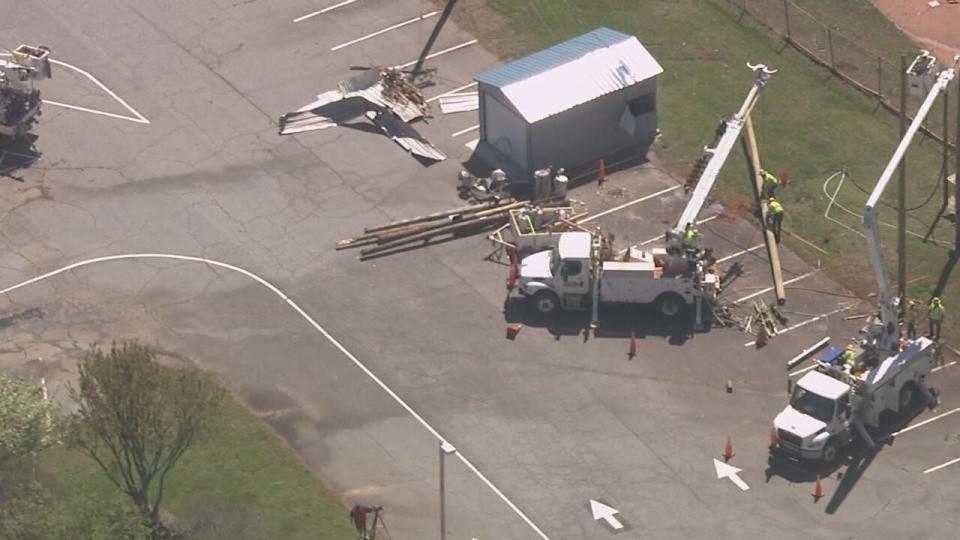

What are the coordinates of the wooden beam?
(743, 116, 787, 305)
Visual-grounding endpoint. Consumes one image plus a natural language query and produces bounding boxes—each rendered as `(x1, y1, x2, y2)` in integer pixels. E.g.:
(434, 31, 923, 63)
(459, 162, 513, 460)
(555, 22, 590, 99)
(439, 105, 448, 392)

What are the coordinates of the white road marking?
(891, 407, 960, 437)
(294, 0, 361, 22)
(925, 456, 960, 474)
(395, 40, 478, 69)
(0, 253, 551, 540)
(331, 11, 439, 51)
(713, 459, 750, 491)
(589, 500, 624, 530)
(933, 360, 957, 372)
(451, 124, 479, 137)
(731, 270, 820, 305)
(0, 55, 150, 124)
(788, 363, 818, 377)
(717, 243, 765, 264)
(578, 185, 682, 224)
(427, 82, 478, 103)
(743, 305, 850, 347)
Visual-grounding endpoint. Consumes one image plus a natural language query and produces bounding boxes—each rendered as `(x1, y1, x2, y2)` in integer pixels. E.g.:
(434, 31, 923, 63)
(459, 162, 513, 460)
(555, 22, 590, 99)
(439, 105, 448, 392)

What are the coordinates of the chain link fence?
(715, 0, 957, 151)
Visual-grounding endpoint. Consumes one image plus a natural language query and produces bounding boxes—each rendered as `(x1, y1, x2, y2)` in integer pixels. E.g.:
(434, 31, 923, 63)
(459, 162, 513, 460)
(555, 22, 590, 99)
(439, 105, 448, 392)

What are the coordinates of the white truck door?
(558, 259, 590, 297)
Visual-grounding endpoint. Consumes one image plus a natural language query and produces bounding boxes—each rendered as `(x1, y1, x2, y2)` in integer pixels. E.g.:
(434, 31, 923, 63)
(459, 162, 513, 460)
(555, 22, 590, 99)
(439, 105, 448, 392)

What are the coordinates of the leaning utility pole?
(898, 55, 908, 306)
(956, 72, 960, 251)
(411, 0, 459, 79)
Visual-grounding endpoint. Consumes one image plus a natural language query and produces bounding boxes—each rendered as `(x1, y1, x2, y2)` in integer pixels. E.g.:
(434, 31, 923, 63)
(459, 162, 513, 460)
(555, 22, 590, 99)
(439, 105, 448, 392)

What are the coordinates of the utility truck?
(516, 64, 776, 329)
(771, 52, 954, 464)
(0, 45, 51, 139)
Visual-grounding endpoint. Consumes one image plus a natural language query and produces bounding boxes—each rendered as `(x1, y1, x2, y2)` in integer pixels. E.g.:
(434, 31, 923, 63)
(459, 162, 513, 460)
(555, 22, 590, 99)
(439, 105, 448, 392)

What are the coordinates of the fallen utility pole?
(743, 116, 786, 305)
(365, 198, 514, 234)
(360, 213, 511, 259)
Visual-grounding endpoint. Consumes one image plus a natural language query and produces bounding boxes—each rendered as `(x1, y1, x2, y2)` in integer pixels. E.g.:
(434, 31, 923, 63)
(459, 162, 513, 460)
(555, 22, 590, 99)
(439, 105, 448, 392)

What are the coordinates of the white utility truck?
(0, 45, 51, 139)
(516, 64, 776, 329)
(771, 52, 953, 464)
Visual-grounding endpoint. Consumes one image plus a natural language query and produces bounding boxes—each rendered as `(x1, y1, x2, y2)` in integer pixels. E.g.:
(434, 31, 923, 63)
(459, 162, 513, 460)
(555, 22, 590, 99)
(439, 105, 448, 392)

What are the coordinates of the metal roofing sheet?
(475, 27, 663, 123)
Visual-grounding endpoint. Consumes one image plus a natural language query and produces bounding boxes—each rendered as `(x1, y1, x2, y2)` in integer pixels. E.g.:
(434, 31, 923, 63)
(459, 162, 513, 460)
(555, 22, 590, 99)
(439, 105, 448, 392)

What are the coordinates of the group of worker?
(762, 168, 785, 244)
(903, 296, 946, 342)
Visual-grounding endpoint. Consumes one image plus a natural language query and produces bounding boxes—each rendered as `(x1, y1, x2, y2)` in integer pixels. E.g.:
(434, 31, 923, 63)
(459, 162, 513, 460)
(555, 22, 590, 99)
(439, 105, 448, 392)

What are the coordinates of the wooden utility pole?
(956, 73, 960, 251)
(898, 55, 907, 306)
(743, 116, 786, 305)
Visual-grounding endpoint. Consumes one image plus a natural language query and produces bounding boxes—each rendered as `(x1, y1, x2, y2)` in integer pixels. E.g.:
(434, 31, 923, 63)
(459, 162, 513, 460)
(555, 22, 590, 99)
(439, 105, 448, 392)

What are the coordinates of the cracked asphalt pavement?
(1, 0, 958, 538)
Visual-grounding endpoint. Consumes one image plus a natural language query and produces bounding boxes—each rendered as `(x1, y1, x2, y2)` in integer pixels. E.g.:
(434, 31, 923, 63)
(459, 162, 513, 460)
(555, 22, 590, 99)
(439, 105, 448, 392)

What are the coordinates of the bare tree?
(68, 342, 224, 535)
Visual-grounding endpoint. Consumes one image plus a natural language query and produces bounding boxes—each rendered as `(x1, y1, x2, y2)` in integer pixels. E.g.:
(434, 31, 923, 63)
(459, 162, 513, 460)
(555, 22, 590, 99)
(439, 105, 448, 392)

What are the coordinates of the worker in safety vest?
(928, 296, 945, 341)
(766, 197, 785, 244)
(841, 343, 856, 372)
(762, 169, 779, 198)
(903, 299, 918, 340)
(682, 225, 701, 251)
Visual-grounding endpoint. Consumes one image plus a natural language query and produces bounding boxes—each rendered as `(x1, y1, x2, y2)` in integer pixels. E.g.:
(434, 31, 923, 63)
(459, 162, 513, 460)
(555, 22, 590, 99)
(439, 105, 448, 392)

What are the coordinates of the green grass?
(35, 394, 354, 539)
(455, 0, 960, 341)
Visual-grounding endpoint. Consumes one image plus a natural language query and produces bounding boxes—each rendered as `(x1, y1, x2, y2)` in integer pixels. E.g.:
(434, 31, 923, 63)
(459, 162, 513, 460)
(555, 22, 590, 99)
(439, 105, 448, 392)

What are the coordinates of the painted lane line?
(744, 305, 850, 347)
(294, 0, 361, 22)
(331, 11, 439, 51)
(731, 270, 820, 305)
(427, 82, 478, 103)
(788, 363, 818, 378)
(451, 124, 479, 137)
(395, 40, 478, 69)
(578, 185, 682, 224)
(891, 407, 960, 437)
(933, 360, 957, 372)
(0, 253, 551, 540)
(632, 216, 718, 248)
(717, 243, 765, 264)
(924, 456, 960, 474)
(0, 56, 150, 124)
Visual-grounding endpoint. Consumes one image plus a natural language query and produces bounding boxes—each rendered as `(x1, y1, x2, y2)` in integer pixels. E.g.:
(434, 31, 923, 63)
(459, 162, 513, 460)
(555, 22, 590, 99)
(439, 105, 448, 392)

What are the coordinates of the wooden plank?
(743, 117, 787, 305)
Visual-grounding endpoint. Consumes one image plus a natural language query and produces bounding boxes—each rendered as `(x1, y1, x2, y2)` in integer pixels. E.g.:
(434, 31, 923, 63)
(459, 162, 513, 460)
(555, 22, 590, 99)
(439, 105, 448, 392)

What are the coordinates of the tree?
(68, 342, 224, 536)
(0, 373, 57, 465)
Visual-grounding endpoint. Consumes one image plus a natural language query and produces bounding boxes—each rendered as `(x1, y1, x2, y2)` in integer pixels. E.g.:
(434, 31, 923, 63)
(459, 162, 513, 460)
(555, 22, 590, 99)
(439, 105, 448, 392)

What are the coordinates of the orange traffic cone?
(596, 159, 607, 187)
(506, 261, 518, 291)
(506, 323, 523, 340)
(723, 436, 734, 461)
(769, 428, 780, 449)
(812, 473, 824, 501)
(628, 331, 637, 360)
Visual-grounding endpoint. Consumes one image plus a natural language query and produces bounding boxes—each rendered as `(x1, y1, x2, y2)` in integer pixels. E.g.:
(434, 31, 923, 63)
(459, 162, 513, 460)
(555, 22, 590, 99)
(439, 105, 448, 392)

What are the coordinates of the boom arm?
(864, 59, 957, 351)
(674, 64, 775, 233)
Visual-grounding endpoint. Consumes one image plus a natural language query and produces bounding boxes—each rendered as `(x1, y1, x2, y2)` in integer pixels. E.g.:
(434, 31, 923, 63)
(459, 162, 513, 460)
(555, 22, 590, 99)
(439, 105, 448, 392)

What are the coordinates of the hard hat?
(768, 197, 776, 202)
(908, 299, 916, 306)
(932, 296, 942, 303)
(846, 344, 855, 350)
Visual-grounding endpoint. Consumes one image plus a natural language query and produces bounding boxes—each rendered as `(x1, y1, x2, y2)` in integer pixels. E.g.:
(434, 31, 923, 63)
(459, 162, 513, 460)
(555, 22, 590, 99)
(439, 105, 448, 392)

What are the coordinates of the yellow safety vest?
(763, 171, 778, 186)
(768, 200, 784, 215)
(929, 301, 945, 321)
(843, 350, 855, 366)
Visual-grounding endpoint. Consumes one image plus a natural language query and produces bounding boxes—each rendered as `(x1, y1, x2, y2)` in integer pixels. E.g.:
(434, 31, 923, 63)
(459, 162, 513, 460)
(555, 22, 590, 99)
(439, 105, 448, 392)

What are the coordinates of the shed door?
(482, 93, 527, 171)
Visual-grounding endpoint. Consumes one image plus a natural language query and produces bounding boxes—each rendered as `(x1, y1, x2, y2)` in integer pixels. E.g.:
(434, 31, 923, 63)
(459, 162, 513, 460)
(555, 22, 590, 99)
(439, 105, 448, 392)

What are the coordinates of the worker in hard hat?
(841, 344, 857, 372)
(766, 197, 785, 244)
(682, 225, 701, 251)
(928, 296, 945, 341)
(762, 168, 779, 198)
(903, 299, 918, 340)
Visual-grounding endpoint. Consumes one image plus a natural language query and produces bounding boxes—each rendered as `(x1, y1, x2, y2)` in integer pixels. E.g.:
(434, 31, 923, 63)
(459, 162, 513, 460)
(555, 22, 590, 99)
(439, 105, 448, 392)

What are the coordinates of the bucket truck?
(515, 64, 776, 329)
(771, 53, 955, 464)
(0, 45, 51, 140)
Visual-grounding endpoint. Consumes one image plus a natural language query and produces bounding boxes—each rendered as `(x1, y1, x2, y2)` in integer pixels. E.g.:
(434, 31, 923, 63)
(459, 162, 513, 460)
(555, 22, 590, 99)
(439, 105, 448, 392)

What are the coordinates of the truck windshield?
(790, 385, 835, 423)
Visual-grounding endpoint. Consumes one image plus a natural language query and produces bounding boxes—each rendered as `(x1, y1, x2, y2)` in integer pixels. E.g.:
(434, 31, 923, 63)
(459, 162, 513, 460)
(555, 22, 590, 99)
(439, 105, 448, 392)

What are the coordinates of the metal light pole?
(439, 441, 456, 540)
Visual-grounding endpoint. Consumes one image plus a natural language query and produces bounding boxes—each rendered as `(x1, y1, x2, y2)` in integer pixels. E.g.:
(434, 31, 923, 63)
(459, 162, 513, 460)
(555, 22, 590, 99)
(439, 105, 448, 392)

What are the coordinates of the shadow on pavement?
(0, 134, 41, 180)
(503, 296, 711, 346)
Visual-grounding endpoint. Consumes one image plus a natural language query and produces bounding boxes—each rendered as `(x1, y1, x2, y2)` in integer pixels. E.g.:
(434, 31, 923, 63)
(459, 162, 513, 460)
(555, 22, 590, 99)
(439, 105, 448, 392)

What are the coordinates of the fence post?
(783, 0, 791, 40)
(877, 57, 883, 102)
(827, 28, 836, 72)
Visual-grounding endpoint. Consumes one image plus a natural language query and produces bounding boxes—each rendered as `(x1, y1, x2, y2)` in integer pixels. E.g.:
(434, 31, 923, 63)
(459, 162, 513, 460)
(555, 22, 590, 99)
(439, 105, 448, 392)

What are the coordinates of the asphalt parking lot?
(1, 0, 959, 538)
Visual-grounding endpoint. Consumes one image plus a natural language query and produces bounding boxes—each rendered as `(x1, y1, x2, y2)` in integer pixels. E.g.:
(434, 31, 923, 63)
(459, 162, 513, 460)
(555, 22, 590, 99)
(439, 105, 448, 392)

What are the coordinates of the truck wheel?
(821, 439, 840, 464)
(898, 382, 917, 410)
(655, 293, 685, 318)
(530, 291, 560, 316)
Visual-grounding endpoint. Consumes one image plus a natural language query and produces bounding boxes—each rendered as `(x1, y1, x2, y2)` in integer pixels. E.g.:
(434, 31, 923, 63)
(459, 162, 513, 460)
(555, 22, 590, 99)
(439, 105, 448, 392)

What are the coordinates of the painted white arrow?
(589, 499, 623, 530)
(713, 459, 750, 491)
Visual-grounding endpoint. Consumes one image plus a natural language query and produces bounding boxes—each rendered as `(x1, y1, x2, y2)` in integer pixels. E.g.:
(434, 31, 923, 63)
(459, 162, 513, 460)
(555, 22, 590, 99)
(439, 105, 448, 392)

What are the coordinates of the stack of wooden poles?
(337, 197, 566, 260)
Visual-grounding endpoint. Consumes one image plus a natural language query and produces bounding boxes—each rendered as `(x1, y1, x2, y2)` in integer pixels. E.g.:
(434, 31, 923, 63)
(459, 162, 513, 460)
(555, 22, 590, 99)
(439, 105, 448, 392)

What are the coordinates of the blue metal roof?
(475, 27, 635, 89)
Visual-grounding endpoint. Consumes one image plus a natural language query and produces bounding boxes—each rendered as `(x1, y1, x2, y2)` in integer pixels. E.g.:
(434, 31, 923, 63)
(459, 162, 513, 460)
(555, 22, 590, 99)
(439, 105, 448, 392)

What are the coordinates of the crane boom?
(674, 64, 775, 233)
(863, 57, 957, 352)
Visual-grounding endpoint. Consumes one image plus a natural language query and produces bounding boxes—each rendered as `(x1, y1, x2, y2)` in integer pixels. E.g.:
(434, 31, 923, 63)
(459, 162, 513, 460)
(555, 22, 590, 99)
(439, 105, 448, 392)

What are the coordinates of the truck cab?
(518, 232, 592, 315)
(774, 370, 854, 463)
